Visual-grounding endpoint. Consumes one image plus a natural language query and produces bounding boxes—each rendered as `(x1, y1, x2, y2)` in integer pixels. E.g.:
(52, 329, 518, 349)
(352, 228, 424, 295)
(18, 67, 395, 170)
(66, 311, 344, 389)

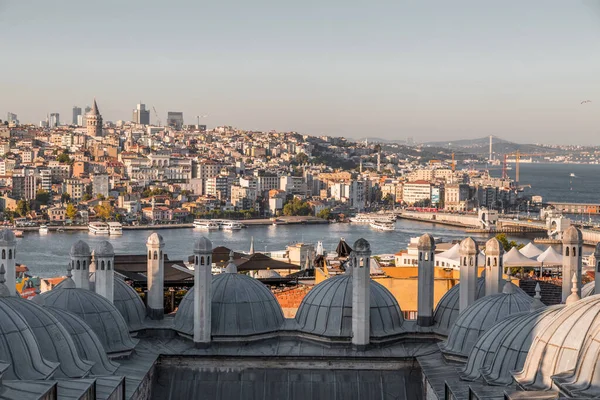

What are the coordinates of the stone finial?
(530, 282, 545, 310)
(225, 251, 237, 274)
(566, 274, 581, 305)
(62, 263, 76, 289)
(0, 265, 9, 297)
(502, 280, 516, 294)
(31, 280, 45, 305)
(534, 283, 542, 300)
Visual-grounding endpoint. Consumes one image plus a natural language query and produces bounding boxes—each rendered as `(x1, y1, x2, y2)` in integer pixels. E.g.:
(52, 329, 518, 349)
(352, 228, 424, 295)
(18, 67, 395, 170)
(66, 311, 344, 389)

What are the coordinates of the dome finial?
(565, 274, 580, 305)
(534, 282, 542, 300)
(62, 263, 76, 289)
(31, 279, 45, 305)
(0, 265, 9, 297)
(530, 282, 545, 310)
(225, 251, 237, 273)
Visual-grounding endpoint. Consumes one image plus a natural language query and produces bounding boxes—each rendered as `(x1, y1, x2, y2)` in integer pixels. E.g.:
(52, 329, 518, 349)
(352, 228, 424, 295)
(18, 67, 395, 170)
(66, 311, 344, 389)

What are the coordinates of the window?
(1, 250, 5, 259)
(566, 247, 570, 256)
(148, 250, 152, 259)
(154, 251, 158, 260)
(101, 260, 105, 270)
(76, 260, 80, 270)
(8, 249, 11, 260)
(108, 261, 111, 270)
(419, 253, 423, 261)
(200, 256, 205, 266)
(493, 257, 497, 267)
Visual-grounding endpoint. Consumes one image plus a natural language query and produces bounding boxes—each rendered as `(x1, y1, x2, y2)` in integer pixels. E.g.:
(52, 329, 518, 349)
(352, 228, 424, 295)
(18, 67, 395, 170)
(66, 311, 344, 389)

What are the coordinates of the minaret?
(146, 233, 165, 319)
(70, 240, 91, 290)
(417, 233, 435, 326)
(377, 152, 381, 173)
(484, 237, 504, 296)
(193, 237, 213, 348)
(316, 241, 324, 256)
(249, 237, 254, 255)
(0, 265, 10, 297)
(351, 238, 371, 349)
(0, 229, 17, 296)
(94, 241, 115, 303)
(562, 226, 582, 302)
(459, 237, 478, 313)
(86, 98, 103, 138)
(594, 243, 600, 295)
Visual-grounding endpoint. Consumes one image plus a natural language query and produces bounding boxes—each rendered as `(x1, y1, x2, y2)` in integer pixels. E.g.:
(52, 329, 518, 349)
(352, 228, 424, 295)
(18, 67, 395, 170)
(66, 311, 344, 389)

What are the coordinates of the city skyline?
(1, 1, 599, 144)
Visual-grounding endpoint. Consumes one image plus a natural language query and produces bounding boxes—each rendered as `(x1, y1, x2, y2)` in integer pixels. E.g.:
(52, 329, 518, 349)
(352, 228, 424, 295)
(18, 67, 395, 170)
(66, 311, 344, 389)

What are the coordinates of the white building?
(402, 181, 432, 205)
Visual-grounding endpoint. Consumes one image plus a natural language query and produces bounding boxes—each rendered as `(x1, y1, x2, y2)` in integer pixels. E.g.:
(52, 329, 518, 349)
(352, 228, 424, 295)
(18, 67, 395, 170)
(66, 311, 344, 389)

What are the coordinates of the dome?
(194, 237, 213, 253)
(484, 238, 503, 255)
(460, 237, 478, 254)
(439, 284, 532, 360)
(175, 273, 284, 337)
(562, 226, 582, 244)
(0, 229, 16, 246)
(514, 295, 600, 390)
(433, 277, 486, 335)
(353, 238, 370, 252)
(45, 307, 119, 375)
(94, 240, 114, 257)
(70, 240, 91, 257)
(254, 269, 281, 279)
(147, 232, 164, 246)
(2, 296, 94, 378)
(0, 296, 58, 380)
(582, 281, 595, 298)
(41, 287, 138, 355)
(417, 234, 435, 249)
(113, 278, 146, 331)
(295, 275, 404, 338)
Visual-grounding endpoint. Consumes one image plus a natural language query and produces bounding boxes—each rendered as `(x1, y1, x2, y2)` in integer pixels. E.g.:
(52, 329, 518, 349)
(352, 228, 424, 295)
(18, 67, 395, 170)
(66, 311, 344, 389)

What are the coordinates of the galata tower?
(86, 98, 103, 137)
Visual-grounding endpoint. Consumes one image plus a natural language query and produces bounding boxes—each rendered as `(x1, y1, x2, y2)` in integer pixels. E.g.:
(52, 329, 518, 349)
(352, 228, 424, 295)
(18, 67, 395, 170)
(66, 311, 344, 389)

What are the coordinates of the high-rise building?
(72, 106, 82, 125)
(6, 112, 18, 125)
(167, 112, 184, 130)
(92, 173, 110, 198)
(133, 103, 150, 125)
(12, 175, 37, 200)
(49, 113, 60, 127)
(86, 99, 103, 137)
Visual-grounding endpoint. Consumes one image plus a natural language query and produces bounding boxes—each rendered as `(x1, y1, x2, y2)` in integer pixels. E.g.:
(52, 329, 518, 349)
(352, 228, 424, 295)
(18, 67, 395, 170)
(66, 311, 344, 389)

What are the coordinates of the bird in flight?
(581, 100, 592, 104)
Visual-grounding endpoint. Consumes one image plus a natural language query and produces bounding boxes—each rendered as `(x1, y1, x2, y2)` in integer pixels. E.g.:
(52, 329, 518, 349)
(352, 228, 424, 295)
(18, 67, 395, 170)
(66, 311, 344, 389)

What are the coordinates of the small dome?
(194, 237, 213, 253)
(94, 240, 114, 257)
(353, 238, 370, 252)
(460, 237, 478, 254)
(484, 238, 503, 255)
(417, 233, 435, 249)
(113, 278, 146, 331)
(70, 240, 91, 257)
(254, 269, 281, 279)
(562, 226, 582, 244)
(439, 288, 532, 360)
(433, 277, 487, 335)
(2, 296, 94, 378)
(174, 273, 284, 337)
(514, 295, 600, 391)
(295, 275, 404, 338)
(582, 281, 595, 298)
(45, 307, 119, 375)
(0, 229, 16, 246)
(41, 287, 138, 355)
(147, 232, 164, 246)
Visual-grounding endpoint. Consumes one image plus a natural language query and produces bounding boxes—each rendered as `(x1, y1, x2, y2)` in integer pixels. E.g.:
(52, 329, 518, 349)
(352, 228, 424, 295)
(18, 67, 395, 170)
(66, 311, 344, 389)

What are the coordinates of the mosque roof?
(295, 275, 404, 338)
(433, 277, 488, 335)
(70, 240, 91, 257)
(112, 277, 146, 331)
(582, 281, 595, 298)
(536, 246, 563, 264)
(439, 283, 532, 360)
(41, 287, 139, 355)
(519, 242, 543, 258)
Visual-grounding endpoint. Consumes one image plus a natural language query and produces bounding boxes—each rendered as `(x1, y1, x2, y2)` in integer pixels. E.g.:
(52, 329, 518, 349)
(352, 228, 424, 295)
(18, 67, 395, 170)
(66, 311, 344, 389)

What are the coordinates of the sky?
(0, 0, 599, 144)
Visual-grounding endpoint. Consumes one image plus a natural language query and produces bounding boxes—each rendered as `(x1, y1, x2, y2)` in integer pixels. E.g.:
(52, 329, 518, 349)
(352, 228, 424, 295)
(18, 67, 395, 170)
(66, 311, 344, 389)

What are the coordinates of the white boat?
(193, 219, 220, 230)
(369, 221, 395, 231)
(108, 222, 123, 235)
(350, 213, 395, 224)
(88, 222, 109, 235)
(221, 220, 243, 230)
(570, 173, 576, 177)
(39, 225, 49, 234)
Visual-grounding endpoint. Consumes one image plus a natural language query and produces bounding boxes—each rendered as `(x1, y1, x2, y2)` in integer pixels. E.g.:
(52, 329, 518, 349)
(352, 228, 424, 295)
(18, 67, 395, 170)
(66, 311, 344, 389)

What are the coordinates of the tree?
(382, 193, 394, 206)
(317, 208, 331, 220)
(495, 233, 524, 251)
(294, 153, 309, 165)
(283, 198, 311, 216)
(82, 193, 92, 202)
(96, 194, 106, 200)
(61, 193, 71, 204)
(15, 200, 30, 217)
(57, 152, 70, 163)
(66, 203, 77, 220)
(94, 204, 113, 221)
(35, 190, 50, 205)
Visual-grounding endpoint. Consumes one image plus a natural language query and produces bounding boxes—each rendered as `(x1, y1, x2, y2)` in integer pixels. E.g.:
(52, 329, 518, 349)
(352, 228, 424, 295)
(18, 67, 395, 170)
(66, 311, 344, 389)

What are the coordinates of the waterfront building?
(402, 180, 432, 205)
(445, 183, 470, 211)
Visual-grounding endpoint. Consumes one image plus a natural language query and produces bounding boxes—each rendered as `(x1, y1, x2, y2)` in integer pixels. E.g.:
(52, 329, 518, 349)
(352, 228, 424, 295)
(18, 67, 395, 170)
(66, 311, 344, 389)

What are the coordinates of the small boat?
(88, 222, 109, 235)
(221, 220, 243, 230)
(570, 173, 576, 178)
(39, 225, 49, 234)
(12, 230, 23, 238)
(56, 228, 65, 233)
(108, 222, 123, 235)
(193, 219, 220, 230)
(369, 221, 395, 231)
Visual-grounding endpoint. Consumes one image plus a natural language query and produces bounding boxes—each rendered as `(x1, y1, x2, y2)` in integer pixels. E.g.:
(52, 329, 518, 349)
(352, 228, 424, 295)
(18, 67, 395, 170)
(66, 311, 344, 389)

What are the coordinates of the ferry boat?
(12, 230, 23, 238)
(107, 222, 123, 235)
(349, 214, 374, 223)
(221, 220, 243, 230)
(38, 225, 49, 234)
(369, 221, 395, 231)
(193, 219, 220, 230)
(88, 222, 110, 235)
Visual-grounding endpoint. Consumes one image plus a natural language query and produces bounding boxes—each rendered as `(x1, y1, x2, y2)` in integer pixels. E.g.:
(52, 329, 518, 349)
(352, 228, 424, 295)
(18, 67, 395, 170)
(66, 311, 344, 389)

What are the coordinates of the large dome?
(113, 278, 146, 331)
(45, 307, 119, 375)
(514, 295, 600, 390)
(582, 281, 595, 298)
(0, 296, 58, 380)
(295, 275, 404, 339)
(439, 284, 532, 360)
(41, 287, 138, 356)
(174, 273, 284, 337)
(433, 277, 485, 335)
(2, 296, 94, 378)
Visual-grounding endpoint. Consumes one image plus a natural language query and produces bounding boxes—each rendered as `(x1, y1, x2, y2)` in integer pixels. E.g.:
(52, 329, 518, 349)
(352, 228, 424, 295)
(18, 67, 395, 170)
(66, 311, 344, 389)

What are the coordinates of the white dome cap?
(147, 232, 164, 246)
(194, 237, 213, 253)
(70, 240, 91, 257)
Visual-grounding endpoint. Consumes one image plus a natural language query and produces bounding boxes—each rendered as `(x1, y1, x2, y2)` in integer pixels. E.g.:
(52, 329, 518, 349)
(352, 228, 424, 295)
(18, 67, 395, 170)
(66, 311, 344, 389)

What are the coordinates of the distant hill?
(423, 136, 555, 155)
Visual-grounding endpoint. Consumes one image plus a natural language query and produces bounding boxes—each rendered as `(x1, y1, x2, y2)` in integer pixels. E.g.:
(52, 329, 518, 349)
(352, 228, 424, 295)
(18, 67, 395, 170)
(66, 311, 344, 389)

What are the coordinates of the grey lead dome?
(70, 240, 91, 257)
(113, 277, 146, 331)
(94, 240, 114, 257)
(194, 237, 212, 253)
(353, 238, 371, 252)
(562, 225, 583, 243)
(295, 275, 404, 338)
(0, 229, 16, 246)
(417, 233, 435, 249)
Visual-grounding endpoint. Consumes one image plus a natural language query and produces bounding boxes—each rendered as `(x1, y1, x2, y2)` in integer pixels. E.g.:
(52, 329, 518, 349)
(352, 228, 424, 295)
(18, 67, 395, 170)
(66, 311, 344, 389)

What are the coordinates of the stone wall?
(273, 285, 312, 318)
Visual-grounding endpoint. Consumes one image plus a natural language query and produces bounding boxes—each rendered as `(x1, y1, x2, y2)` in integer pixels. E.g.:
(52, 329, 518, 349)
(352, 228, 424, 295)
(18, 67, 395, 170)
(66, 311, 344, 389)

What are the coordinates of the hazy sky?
(1, 1, 599, 144)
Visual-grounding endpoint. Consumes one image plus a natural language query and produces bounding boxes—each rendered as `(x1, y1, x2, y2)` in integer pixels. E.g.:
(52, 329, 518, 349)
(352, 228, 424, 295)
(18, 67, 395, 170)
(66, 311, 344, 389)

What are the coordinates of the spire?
(225, 251, 237, 273)
(249, 237, 254, 255)
(530, 282, 545, 310)
(90, 98, 100, 116)
(534, 283, 542, 300)
(62, 263, 76, 289)
(566, 273, 581, 305)
(0, 265, 9, 297)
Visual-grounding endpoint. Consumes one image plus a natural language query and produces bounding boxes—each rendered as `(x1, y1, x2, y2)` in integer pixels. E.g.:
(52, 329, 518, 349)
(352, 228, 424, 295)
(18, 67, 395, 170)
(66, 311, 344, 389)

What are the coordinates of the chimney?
(562, 226, 582, 302)
(146, 233, 165, 319)
(193, 237, 213, 348)
(594, 243, 600, 296)
(94, 241, 115, 303)
(351, 238, 371, 349)
(484, 237, 504, 296)
(70, 241, 91, 290)
(0, 229, 17, 296)
(459, 237, 479, 313)
(417, 233, 435, 326)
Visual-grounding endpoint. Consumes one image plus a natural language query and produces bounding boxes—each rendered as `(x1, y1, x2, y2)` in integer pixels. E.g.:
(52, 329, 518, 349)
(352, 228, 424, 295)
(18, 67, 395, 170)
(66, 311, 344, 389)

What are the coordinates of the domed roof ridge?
(45, 307, 119, 375)
(70, 240, 91, 257)
(353, 238, 370, 252)
(41, 287, 138, 355)
(2, 296, 94, 378)
(94, 240, 114, 257)
(582, 281, 595, 298)
(439, 289, 532, 359)
(514, 295, 600, 390)
(433, 277, 486, 335)
(113, 277, 146, 331)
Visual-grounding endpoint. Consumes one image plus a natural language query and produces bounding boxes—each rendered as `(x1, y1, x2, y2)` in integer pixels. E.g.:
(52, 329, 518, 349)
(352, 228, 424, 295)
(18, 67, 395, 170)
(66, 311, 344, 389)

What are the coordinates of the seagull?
(581, 100, 592, 104)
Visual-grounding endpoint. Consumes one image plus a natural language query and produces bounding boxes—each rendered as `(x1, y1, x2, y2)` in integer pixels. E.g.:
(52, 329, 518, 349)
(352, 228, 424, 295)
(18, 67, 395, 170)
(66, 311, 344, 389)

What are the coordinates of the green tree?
(61, 192, 71, 204)
(66, 203, 77, 220)
(15, 200, 30, 217)
(82, 193, 92, 202)
(35, 190, 50, 205)
(495, 233, 524, 251)
(317, 208, 331, 220)
(382, 193, 394, 206)
(294, 153, 309, 165)
(96, 194, 106, 200)
(283, 198, 311, 216)
(57, 152, 70, 163)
